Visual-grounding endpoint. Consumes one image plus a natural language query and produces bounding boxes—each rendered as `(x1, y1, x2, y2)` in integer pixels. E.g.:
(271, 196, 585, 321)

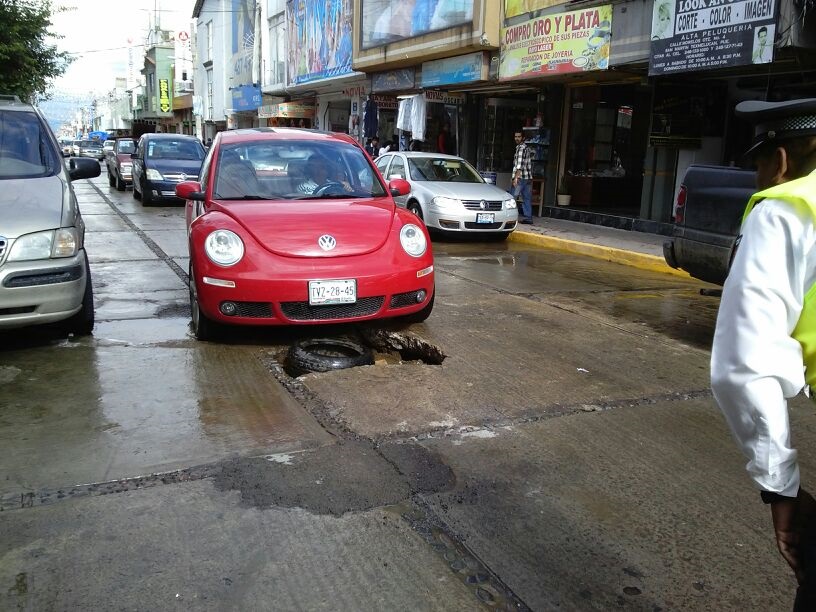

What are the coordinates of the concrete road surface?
(1, 170, 811, 610)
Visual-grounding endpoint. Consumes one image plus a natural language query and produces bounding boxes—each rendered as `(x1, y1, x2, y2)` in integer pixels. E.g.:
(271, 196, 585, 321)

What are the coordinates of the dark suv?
(0, 94, 101, 333)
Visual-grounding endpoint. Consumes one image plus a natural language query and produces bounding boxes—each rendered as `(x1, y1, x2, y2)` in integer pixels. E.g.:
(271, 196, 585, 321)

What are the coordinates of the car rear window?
(117, 140, 135, 154)
(0, 110, 59, 179)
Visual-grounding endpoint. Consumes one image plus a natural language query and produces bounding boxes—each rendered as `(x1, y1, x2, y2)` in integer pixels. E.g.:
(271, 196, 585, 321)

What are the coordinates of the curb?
(509, 229, 691, 279)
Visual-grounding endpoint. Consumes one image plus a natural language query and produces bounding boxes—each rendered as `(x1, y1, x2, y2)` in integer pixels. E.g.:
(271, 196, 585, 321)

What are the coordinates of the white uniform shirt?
(711, 197, 816, 496)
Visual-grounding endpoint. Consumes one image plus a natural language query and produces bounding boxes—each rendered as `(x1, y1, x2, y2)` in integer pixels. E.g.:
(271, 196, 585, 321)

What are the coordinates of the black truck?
(663, 164, 757, 286)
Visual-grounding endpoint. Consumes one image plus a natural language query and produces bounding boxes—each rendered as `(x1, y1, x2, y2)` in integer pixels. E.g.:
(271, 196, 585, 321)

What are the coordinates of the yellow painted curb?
(509, 229, 691, 279)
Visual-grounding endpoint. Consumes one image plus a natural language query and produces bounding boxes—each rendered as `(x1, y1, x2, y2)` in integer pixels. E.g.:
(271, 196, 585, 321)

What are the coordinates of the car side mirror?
(68, 157, 102, 181)
(388, 178, 411, 197)
(176, 180, 205, 201)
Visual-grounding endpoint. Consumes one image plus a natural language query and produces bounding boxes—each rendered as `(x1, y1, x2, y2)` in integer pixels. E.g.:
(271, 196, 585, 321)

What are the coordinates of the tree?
(0, 0, 72, 103)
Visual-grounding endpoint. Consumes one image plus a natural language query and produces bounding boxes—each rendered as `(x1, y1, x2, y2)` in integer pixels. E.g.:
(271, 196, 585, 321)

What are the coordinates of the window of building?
(267, 15, 285, 87)
(206, 21, 213, 61)
(206, 68, 213, 120)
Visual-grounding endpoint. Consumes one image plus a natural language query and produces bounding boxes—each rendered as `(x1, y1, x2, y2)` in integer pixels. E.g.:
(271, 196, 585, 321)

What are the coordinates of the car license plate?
(308, 279, 357, 305)
(476, 213, 494, 223)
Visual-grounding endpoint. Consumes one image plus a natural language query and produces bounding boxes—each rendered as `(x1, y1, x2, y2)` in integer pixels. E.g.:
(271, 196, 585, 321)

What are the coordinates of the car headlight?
(400, 224, 427, 258)
(7, 228, 78, 261)
(432, 196, 462, 209)
(204, 229, 244, 266)
(504, 197, 517, 209)
(146, 168, 164, 181)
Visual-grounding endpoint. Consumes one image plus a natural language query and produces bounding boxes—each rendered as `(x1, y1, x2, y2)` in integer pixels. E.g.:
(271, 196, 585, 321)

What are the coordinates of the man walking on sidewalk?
(512, 130, 533, 224)
(711, 98, 816, 610)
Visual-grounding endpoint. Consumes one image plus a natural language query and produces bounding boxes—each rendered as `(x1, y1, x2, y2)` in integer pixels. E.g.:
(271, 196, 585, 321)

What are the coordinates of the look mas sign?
(500, 5, 612, 80)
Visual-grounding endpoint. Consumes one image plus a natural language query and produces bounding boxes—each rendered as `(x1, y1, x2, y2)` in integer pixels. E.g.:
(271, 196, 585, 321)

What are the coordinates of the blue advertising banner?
(232, 85, 262, 111)
(231, 0, 256, 86)
(287, 0, 354, 85)
(421, 52, 485, 87)
(372, 68, 416, 92)
(361, 0, 474, 50)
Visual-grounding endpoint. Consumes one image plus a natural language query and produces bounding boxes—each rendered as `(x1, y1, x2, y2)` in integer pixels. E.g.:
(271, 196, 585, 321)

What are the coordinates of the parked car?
(77, 139, 104, 161)
(103, 140, 115, 156)
(0, 94, 101, 333)
(70, 140, 81, 157)
(176, 127, 434, 339)
(59, 139, 74, 157)
(374, 152, 518, 239)
(663, 164, 756, 285)
(104, 137, 136, 191)
(132, 133, 206, 206)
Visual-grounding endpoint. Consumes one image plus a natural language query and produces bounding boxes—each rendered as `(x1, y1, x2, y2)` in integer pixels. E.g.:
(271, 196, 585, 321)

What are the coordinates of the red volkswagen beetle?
(176, 128, 435, 340)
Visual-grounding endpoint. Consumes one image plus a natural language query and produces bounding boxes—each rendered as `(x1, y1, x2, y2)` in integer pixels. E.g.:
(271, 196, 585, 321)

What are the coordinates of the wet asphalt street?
(2, 168, 814, 610)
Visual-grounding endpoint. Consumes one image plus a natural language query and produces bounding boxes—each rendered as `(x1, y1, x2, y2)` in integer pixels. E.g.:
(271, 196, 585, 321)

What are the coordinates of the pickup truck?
(104, 138, 136, 191)
(663, 164, 757, 286)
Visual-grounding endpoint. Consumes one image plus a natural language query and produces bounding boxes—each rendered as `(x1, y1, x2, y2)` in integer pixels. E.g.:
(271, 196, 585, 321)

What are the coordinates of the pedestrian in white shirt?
(711, 98, 816, 609)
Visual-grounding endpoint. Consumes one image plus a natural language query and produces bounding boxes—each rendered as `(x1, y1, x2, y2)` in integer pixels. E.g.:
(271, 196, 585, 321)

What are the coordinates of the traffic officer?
(711, 98, 816, 608)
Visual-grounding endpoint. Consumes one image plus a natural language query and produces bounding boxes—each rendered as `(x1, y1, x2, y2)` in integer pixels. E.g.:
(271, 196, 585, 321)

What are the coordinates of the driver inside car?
(296, 156, 353, 195)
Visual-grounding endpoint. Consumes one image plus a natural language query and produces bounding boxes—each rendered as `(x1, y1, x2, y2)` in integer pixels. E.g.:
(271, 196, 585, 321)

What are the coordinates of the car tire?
(284, 338, 374, 377)
(107, 167, 115, 186)
(133, 178, 141, 200)
(401, 290, 434, 324)
(115, 171, 125, 191)
(189, 263, 218, 341)
(408, 200, 424, 221)
(141, 179, 154, 206)
(62, 256, 95, 336)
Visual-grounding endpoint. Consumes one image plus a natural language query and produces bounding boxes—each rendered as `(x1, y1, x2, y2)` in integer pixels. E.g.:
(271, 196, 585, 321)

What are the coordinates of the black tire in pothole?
(285, 338, 375, 376)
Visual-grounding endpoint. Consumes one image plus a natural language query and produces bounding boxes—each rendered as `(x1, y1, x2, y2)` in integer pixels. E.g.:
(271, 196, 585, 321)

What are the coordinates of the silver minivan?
(0, 95, 101, 334)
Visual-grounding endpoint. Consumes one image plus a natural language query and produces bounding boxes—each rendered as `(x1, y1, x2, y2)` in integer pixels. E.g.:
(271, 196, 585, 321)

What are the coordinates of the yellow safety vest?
(742, 171, 816, 390)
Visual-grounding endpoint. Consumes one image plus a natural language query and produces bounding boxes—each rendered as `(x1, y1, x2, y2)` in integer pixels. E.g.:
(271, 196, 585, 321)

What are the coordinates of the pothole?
(359, 327, 446, 365)
(276, 328, 446, 378)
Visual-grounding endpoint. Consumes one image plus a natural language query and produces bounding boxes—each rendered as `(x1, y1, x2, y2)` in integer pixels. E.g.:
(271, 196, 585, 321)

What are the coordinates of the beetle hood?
(212, 199, 395, 257)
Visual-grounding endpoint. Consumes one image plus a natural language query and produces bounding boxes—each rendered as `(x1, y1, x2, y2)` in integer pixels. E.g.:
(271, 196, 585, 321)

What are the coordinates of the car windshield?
(80, 140, 100, 148)
(117, 140, 135, 154)
(147, 139, 205, 161)
(214, 139, 387, 200)
(0, 109, 59, 179)
(407, 157, 485, 183)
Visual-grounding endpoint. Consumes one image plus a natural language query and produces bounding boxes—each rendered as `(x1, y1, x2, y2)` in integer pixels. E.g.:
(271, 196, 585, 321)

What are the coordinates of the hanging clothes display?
(410, 94, 426, 141)
(363, 97, 379, 139)
(396, 98, 413, 132)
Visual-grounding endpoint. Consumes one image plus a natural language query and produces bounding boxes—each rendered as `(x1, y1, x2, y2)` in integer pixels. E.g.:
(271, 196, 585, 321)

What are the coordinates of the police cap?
(736, 98, 816, 157)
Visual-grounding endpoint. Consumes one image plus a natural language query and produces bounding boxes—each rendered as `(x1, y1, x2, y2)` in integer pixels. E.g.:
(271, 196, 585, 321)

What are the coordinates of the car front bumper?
(0, 250, 88, 329)
(426, 205, 518, 232)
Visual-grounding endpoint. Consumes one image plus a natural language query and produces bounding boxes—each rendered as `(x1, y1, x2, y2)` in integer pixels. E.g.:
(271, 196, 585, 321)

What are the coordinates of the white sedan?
(374, 152, 518, 239)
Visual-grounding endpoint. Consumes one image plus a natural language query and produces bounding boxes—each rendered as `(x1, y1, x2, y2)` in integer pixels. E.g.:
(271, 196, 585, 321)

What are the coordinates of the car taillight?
(674, 185, 687, 224)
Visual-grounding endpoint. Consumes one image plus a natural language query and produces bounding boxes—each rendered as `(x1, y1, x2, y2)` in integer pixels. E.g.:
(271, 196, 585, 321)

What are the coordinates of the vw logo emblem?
(479, 200, 487, 210)
(180, 173, 188, 181)
(318, 235, 337, 251)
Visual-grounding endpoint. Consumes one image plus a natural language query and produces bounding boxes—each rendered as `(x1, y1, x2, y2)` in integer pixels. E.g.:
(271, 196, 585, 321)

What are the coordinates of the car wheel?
(62, 256, 95, 336)
(132, 177, 141, 200)
(141, 179, 154, 206)
(189, 263, 218, 341)
(284, 338, 375, 377)
(408, 200, 424, 221)
(401, 290, 434, 324)
(115, 171, 125, 191)
(107, 167, 114, 186)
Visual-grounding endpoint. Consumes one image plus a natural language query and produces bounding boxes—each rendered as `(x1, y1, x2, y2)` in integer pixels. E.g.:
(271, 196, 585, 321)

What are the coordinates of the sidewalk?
(509, 216, 689, 278)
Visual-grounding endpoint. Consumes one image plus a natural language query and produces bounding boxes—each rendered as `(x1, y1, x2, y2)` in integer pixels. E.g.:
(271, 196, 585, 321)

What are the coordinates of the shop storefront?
(258, 101, 315, 128)
(562, 84, 650, 216)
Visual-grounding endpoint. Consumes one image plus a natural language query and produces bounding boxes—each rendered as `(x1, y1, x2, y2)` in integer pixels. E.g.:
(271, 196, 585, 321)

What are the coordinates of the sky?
(40, 0, 194, 129)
